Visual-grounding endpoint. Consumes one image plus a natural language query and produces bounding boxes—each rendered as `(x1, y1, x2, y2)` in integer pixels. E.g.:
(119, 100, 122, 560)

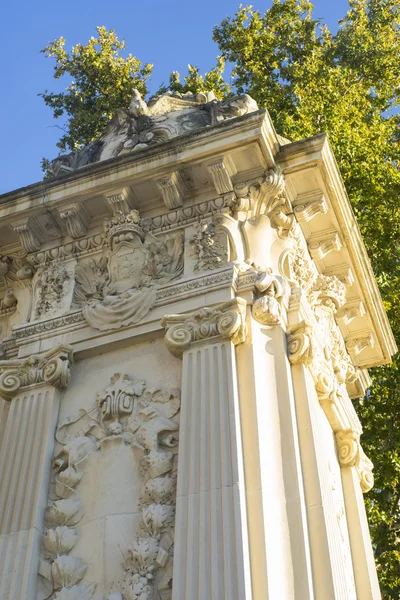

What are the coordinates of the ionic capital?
(161, 298, 247, 358)
(287, 321, 316, 366)
(0, 345, 73, 401)
(335, 429, 361, 468)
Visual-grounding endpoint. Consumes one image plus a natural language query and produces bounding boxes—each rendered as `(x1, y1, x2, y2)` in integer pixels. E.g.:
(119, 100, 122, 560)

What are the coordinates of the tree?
(40, 26, 153, 154)
(40, 3, 400, 594)
(213, 3, 400, 596)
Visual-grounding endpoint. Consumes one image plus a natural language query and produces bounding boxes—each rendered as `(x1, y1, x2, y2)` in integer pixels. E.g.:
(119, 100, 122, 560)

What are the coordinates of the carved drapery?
(38, 373, 180, 600)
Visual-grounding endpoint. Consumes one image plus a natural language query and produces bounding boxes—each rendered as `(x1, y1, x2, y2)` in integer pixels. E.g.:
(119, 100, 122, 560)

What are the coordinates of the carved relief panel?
(38, 367, 180, 600)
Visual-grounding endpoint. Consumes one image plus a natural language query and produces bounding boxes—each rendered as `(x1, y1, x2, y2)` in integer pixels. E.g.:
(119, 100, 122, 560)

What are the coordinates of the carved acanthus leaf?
(161, 298, 247, 358)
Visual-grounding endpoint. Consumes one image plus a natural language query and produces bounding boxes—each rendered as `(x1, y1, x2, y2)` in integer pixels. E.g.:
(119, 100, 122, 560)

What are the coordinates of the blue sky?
(0, 0, 350, 194)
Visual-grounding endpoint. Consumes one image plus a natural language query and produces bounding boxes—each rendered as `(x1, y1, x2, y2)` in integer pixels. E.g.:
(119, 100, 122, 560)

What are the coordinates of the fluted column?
(0, 346, 72, 600)
(162, 299, 252, 600)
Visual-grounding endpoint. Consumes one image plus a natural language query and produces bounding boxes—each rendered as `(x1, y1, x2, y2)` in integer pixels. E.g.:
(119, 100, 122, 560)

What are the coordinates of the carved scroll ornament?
(161, 298, 247, 358)
(0, 345, 72, 401)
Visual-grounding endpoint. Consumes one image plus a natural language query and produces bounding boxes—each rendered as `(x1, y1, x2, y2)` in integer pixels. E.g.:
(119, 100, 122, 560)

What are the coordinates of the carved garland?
(38, 373, 180, 600)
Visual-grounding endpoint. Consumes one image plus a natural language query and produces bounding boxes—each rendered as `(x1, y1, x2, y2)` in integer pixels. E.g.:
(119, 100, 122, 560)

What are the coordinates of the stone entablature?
(0, 90, 396, 600)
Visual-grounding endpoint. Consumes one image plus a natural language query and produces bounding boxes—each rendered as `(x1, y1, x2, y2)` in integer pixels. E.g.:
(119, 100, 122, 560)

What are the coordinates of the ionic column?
(0, 346, 72, 600)
(162, 299, 252, 600)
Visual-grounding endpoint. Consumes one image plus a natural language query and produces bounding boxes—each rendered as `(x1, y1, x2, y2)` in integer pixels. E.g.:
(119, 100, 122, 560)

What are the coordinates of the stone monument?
(0, 89, 396, 599)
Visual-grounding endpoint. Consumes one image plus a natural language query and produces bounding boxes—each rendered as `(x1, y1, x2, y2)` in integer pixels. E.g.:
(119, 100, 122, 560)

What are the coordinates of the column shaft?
(0, 387, 61, 599)
(172, 340, 251, 600)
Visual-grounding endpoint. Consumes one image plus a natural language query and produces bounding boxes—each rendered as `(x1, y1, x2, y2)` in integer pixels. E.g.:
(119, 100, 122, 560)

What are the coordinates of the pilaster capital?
(161, 298, 247, 358)
(335, 429, 374, 492)
(335, 429, 361, 468)
(0, 345, 73, 401)
(287, 321, 316, 366)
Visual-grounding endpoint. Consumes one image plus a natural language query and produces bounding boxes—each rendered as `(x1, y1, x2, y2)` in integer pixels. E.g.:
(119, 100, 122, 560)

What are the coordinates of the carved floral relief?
(190, 220, 228, 272)
(38, 373, 180, 600)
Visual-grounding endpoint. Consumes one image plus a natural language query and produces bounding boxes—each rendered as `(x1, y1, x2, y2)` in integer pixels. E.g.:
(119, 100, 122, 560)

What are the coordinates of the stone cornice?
(279, 134, 397, 367)
(0, 345, 72, 400)
(161, 298, 247, 358)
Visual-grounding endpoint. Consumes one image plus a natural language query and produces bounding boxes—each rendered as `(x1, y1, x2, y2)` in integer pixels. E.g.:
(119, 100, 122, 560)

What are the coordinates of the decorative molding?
(0, 345, 72, 400)
(311, 274, 347, 312)
(58, 203, 90, 239)
(24, 198, 231, 269)
(13, 219, 42, 253)
(26, 233, 105, 267)
(156, 171, 186, 209)
(161, 298, 247, 358)
(12, 268, 238, 343)
(293, 196, 328, 222)
(206, 155, 236, 195)
(308, 233, 342, 260)
(39, 373, 180, 599)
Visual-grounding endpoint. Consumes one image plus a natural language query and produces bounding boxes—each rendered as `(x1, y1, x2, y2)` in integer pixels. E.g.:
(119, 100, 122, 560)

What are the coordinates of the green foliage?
(158, 56, 231, 99)
(214, 1, 400, 596)
(39, 26, 153, 153)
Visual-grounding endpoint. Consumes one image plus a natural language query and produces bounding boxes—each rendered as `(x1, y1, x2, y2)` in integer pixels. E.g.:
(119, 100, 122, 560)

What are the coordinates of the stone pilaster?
(162, 299, 252, 600)
(0, 345, 72, 600)
(233, 279, 314, 600)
